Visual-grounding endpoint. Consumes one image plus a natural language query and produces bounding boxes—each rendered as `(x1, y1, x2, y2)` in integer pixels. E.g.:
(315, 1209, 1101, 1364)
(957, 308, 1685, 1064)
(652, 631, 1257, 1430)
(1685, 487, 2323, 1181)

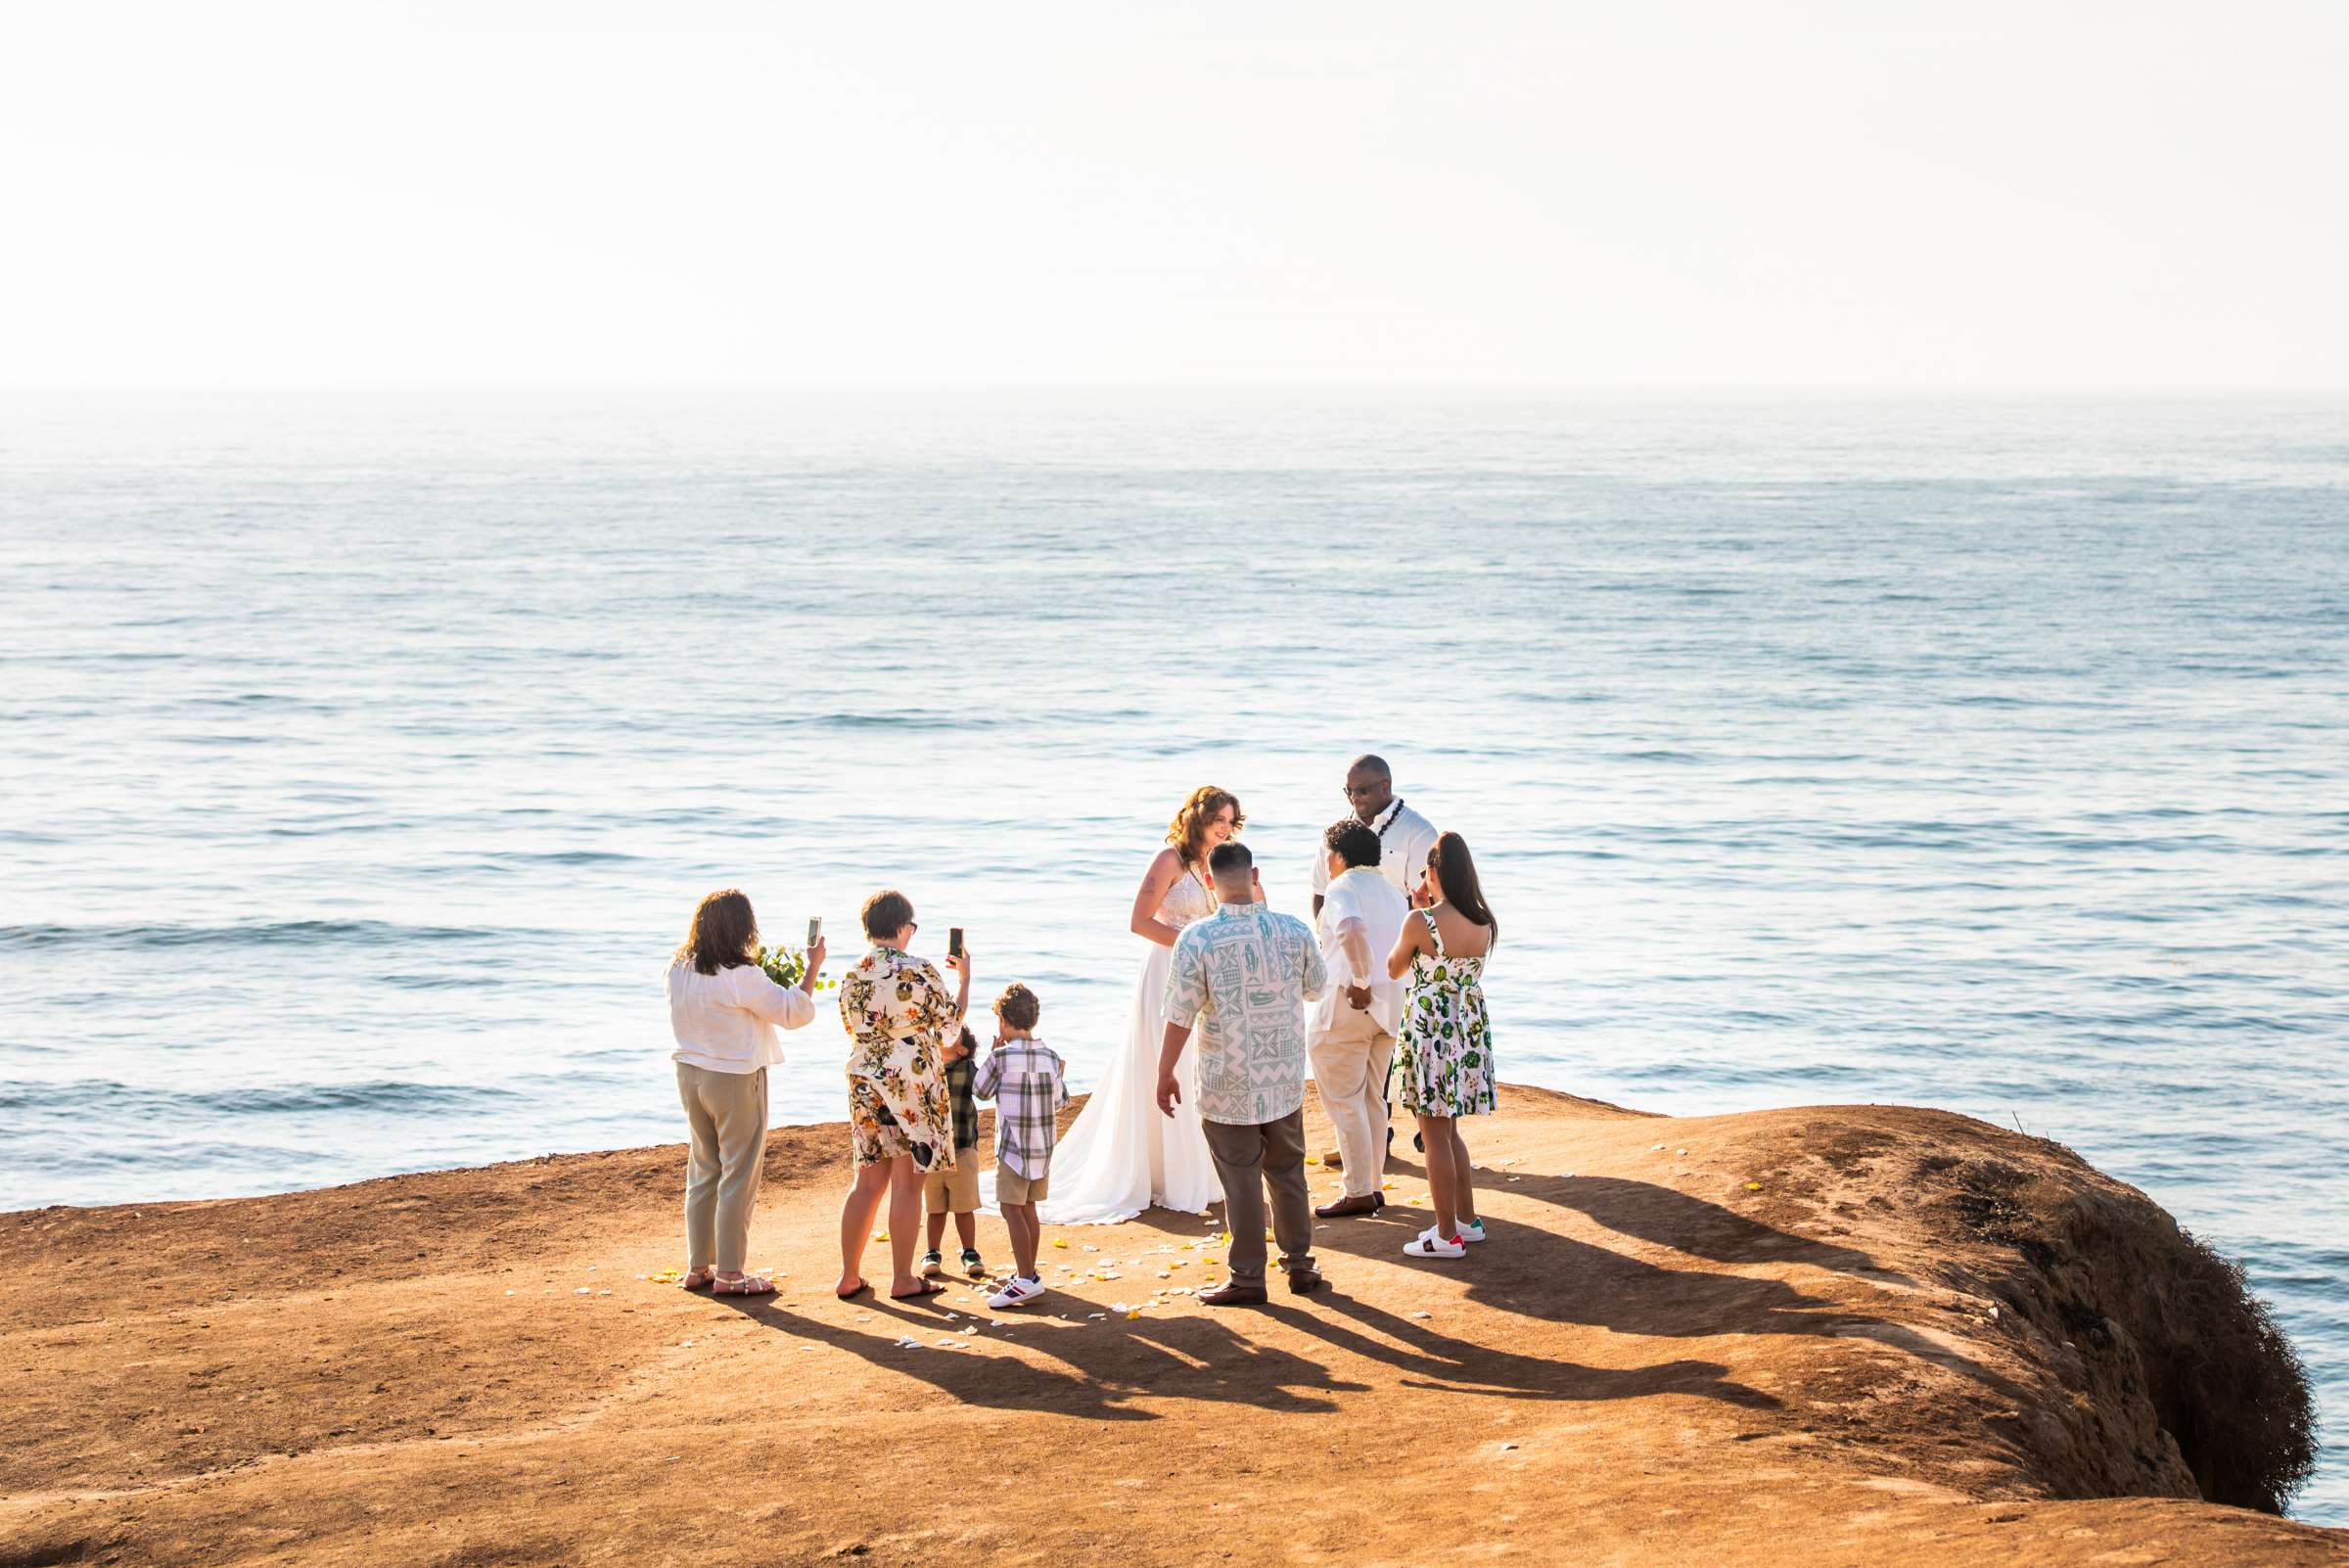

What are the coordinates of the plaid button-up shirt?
(971, 1036, 1069, 1181)
(944, 1049, 979, 1152)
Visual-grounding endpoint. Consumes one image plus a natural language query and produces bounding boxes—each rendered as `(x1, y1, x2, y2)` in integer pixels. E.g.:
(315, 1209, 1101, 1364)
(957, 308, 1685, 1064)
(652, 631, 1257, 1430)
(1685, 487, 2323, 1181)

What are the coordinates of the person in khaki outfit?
(1309, 818, 1412, 1218)
(1155, 841, 1330, 1306)
(664, 889, 827, 1296)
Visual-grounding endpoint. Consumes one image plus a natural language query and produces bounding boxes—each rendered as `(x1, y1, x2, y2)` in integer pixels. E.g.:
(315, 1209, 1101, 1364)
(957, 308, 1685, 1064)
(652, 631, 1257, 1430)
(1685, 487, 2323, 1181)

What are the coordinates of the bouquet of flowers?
(756, 944, 834, 992)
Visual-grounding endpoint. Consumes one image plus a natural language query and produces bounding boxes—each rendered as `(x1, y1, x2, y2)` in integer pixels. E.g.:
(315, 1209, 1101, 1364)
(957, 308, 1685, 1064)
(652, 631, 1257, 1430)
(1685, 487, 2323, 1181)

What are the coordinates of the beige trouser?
(1311, 1025, 1396, 1198)
(1202, 1110, 1315, 1289)
(676, 1061, 768, 1273)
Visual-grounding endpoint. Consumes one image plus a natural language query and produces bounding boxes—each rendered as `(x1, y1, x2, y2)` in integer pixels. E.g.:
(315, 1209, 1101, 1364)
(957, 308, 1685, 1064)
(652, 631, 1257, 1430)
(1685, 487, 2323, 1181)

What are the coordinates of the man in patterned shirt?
(1157, 840, 1330, 1306)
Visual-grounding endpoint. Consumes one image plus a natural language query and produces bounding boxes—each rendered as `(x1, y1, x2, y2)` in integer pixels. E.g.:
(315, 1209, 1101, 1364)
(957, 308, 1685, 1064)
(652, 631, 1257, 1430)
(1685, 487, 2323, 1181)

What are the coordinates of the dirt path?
(4, 1086, 2340, 1567)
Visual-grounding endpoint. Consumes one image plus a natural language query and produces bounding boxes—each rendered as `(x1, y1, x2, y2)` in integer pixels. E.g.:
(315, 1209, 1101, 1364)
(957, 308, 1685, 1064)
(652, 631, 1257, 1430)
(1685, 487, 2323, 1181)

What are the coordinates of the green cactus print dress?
(1396, 908, 1496, 1118)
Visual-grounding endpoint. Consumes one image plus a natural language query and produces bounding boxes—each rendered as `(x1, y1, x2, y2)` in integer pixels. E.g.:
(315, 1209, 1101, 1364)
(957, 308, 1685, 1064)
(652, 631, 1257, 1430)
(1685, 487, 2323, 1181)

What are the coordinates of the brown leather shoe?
(1287, 1268, 1327, 1295)
(1314, 1192, 1385, 1219)
(1321, 1148, 1344, 1169)
(1198, 1281, 1268, 1307)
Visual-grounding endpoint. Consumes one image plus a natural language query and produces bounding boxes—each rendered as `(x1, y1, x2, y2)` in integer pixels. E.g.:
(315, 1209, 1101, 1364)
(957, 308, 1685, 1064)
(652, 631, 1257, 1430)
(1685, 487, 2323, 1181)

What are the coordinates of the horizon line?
(6, 380, 2347, 398)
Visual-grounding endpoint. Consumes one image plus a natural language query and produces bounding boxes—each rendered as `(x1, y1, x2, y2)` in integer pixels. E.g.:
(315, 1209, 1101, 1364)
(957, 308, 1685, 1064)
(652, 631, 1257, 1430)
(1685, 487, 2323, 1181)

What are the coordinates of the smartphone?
(806, 916, 823, 947)
(948, 926, 965, 958)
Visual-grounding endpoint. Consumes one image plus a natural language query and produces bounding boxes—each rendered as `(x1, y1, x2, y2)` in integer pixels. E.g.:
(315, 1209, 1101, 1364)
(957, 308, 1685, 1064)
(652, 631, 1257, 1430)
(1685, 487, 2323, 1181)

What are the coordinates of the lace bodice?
(1157, 865, 1216, 932)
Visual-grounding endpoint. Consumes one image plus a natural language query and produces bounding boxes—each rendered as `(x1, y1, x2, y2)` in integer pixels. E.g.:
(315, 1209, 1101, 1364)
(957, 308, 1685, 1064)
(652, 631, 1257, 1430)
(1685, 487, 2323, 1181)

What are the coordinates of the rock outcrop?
(0, 1086, 2334, 1567)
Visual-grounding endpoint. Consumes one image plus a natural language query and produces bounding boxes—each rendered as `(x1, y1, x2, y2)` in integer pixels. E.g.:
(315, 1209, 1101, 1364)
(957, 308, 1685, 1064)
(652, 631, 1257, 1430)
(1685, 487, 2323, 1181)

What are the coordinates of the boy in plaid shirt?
(974, 983, 1068, 1309)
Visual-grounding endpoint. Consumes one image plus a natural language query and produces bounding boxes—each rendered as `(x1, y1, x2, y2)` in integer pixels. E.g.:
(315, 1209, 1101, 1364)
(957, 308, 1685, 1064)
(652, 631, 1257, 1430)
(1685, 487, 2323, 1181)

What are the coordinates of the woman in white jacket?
(666, 888, 827, 1295)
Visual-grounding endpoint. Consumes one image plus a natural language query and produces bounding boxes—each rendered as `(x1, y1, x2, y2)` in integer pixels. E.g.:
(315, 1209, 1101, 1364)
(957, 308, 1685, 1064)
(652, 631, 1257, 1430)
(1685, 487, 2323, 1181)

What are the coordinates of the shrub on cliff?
(2148, 1229, 2318, 1515)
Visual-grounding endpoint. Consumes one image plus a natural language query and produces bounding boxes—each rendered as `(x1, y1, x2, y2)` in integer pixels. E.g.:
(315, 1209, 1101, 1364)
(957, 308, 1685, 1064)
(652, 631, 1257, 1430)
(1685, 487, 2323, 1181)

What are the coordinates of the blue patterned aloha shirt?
(1164, 902, 1328, 1126)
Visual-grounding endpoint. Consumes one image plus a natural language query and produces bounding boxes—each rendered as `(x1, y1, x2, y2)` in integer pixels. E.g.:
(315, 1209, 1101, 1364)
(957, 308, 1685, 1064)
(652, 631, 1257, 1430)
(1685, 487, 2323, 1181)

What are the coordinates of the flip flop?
(834, 1281, 872, 1301)
(890, 1280, 948, 1302)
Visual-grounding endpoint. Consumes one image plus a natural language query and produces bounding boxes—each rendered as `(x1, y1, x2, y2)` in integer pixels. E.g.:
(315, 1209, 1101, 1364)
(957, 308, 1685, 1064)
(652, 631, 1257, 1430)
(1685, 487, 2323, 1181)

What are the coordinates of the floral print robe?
(837, 945, 961, 1168)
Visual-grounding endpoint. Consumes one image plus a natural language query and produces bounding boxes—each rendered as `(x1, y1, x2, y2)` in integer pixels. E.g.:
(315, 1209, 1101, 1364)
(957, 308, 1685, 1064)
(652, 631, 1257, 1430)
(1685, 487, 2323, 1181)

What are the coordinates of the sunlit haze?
(4, 1, 2344, 389)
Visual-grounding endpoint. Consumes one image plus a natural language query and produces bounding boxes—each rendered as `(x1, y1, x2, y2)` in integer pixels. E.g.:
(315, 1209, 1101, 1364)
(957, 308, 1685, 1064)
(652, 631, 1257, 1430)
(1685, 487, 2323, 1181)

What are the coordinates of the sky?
(2, 2, 2344, 389)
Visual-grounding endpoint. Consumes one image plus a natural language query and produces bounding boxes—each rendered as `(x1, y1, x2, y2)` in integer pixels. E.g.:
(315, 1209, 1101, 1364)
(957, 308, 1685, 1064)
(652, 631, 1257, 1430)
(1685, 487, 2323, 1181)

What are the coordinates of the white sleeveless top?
(1159, 865, 1215, 932)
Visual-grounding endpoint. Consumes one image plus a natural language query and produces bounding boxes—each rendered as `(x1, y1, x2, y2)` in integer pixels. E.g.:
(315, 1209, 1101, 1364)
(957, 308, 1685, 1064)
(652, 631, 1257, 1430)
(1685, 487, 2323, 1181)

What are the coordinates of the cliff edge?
(1, 1086, 2333, 1567)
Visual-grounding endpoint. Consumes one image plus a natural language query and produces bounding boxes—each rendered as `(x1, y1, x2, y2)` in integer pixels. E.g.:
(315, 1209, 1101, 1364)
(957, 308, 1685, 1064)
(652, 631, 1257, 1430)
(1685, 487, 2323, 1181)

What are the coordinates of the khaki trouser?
(1310, 1026, 1396, 1198)
(1202, 1109, 1315, 1288)
(676, 1061, 768, 1273)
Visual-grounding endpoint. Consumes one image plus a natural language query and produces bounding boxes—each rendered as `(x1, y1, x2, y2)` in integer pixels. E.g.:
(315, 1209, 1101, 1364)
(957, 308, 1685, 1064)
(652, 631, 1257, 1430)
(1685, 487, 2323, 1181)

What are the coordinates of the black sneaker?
(961, 1248, 985, 1278)
(920, 1249, 944, 1277)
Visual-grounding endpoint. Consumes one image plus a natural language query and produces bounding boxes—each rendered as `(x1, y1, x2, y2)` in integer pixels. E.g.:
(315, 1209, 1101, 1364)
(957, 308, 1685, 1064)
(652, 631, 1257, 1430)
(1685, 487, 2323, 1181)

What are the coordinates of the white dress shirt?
(1312, 798, 1438, 905)
(668, 959, 817, 1073)
(1313, 865, 1411, 1038)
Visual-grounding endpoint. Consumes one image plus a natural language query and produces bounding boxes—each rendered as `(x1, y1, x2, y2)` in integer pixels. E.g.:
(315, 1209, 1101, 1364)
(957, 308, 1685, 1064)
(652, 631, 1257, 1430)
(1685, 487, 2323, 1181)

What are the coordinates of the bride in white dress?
(990, 786, 1241, 1224)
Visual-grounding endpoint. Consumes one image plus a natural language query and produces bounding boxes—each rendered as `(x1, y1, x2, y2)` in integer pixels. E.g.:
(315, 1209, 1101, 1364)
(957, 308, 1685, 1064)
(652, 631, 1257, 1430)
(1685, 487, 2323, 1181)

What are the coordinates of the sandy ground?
(4, 1085, 2342, 1568)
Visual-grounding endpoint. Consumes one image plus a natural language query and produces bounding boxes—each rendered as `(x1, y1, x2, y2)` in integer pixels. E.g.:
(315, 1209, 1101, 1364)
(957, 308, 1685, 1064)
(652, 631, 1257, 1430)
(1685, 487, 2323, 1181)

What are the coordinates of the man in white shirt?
(1311, 754, 1438, 918)
(1308, 819, 1413, 1218)
(1310, 754, 1436, 1170)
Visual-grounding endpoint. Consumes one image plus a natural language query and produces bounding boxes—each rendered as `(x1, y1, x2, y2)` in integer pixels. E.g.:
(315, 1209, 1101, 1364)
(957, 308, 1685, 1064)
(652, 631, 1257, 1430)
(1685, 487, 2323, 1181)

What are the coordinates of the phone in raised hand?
(807, 916, 823, 948)
(948, 926, 965, 959)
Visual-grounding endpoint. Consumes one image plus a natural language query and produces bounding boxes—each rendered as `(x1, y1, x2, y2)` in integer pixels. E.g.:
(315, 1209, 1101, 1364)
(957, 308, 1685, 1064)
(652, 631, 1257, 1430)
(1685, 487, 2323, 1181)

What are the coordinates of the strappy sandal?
(679, 1268, 717, 1292)
(713, 1272, 777, 1296)
(890, 1280, 948, 1301)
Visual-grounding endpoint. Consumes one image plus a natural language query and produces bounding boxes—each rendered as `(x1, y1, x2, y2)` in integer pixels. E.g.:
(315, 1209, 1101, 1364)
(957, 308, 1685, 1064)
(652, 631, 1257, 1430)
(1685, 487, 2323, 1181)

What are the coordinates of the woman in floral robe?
(834, 889, 970, 1301)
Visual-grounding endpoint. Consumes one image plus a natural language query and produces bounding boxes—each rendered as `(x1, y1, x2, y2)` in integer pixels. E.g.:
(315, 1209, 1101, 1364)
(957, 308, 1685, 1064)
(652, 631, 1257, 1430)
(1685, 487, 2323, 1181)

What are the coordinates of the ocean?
(2, 388, 2343, 1516)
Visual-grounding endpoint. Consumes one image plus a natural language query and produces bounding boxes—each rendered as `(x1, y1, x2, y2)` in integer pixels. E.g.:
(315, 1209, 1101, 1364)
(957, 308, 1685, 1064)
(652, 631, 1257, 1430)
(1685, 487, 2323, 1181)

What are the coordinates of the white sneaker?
(1403, 1233, 1465, 1259)
(989, 1276, 1048, 1310)
(1416, 1222, 1481, 1245)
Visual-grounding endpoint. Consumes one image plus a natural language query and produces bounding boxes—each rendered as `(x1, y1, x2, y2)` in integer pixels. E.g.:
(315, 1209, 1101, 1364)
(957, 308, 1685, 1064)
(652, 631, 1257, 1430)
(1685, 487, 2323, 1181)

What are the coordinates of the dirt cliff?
(1, 1086, 2335, 1567)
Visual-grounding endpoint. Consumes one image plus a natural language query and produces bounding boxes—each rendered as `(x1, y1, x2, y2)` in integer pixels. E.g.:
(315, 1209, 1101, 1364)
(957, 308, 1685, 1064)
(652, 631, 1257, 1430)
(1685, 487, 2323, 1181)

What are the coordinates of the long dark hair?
(1429, 832, 1497, 945)
(676, 889, 759, 975)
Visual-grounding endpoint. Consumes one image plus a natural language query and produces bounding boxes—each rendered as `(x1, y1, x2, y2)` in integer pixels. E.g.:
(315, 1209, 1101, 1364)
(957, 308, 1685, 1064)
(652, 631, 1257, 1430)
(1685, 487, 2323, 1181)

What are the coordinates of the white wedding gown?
(982, 866, 1221, 1223)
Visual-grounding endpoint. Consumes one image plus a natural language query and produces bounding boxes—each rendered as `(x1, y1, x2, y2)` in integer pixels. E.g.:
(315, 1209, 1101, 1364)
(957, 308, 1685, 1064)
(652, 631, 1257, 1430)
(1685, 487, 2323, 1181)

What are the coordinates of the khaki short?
(924, 1157, 981, 1215)
(994, 1167, 1050, 1207)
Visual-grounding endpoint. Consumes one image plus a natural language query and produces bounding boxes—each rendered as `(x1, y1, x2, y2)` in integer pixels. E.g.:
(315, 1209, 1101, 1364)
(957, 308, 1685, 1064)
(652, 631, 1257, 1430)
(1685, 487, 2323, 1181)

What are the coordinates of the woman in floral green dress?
(1387, 832, 1497, 1260)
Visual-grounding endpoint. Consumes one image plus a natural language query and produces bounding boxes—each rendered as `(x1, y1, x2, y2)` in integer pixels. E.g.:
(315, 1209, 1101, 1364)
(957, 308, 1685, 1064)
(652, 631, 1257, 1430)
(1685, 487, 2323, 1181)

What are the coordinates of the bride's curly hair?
(1167, 786, 1245, 867)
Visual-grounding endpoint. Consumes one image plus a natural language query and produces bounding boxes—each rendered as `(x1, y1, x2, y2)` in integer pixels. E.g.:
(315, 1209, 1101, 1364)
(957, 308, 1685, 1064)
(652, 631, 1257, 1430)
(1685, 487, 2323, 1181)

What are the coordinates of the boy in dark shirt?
(921, 1025, 985, 1278)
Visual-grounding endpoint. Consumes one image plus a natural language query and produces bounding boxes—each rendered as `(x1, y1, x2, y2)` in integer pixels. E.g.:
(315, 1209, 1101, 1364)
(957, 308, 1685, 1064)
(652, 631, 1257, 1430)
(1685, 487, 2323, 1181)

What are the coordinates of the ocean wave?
(0, 1079, 520, 1116)
(791, 712, 971, 731)
(0, 919, 504, 951)
(484, 849, 644, 866)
